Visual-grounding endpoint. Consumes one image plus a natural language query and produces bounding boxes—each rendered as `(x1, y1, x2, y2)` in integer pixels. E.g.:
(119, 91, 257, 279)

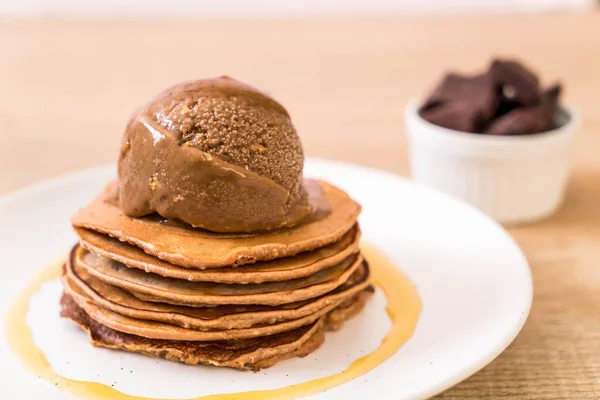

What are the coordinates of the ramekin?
(405, 101, 580, 224)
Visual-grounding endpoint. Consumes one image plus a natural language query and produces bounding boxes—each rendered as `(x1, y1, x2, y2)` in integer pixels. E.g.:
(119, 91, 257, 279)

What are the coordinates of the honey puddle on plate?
(5, 244, 421, 400)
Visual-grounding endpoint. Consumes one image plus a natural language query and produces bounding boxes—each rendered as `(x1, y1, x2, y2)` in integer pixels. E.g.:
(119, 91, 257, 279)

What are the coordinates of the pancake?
(75, 225, 361, 284)
(74, 246, 364, 306)
(60, 293, 324, 371)
(324, 285, 375, 331)
(71, 179, 361, 269)
(64, 273, 344, 341)
(64, 253, 371, 330)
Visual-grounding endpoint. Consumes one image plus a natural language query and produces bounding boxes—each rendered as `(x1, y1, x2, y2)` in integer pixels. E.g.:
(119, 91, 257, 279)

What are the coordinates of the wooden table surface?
(2, 12, 599, 399)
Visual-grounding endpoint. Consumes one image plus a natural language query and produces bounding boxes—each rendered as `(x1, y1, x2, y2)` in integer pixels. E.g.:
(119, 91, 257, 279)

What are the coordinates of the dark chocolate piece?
(419, 58, 563, 135)
(541, 83, 562, 126)
(484, 105, 551, 135)
(421, 73, 498, 123)
(490, 59, 540, 106)
(420, 101, 481, 133)
(544, 83, 562, 102)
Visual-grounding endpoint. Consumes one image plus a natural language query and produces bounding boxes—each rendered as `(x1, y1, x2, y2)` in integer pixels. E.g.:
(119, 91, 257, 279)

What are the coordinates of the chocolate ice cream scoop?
(118, 76, 313, 233)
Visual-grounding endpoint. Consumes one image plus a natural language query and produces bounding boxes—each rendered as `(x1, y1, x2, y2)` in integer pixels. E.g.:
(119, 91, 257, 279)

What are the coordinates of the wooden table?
(1, 12, 599, 398)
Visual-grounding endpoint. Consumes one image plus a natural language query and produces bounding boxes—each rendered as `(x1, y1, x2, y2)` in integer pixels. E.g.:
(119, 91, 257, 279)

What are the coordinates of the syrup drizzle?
(5, 244, 421, 399)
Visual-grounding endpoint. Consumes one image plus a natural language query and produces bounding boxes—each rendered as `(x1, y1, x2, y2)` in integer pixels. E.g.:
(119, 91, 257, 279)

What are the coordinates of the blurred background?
(1, 0, 598, 195)
(1, 0, 595, 17)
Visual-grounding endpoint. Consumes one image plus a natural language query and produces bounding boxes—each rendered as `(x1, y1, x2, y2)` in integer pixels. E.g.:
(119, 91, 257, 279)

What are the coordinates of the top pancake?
(75, 225, 360, 284)
(71, 179, 361, 269)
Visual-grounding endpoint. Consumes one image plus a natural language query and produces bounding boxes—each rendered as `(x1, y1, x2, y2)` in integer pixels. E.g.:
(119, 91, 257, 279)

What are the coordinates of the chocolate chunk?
(544, 83, 562, 102)
(419, 59, 562, 135)
(421, 73, 499, 123)
(493, 99, 519, 120)
(490, 59, 540, 106)
(420, 101, 481, 133)
(484, 105, 551, 135)
(540, 83, 563, 129)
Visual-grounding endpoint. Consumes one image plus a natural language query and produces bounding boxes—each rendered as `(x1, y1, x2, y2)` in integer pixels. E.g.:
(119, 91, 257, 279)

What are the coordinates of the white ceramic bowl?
(405, 101, 580, 224)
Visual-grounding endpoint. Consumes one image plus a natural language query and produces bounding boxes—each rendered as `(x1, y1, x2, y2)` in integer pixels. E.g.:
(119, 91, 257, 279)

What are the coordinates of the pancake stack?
(60, 77, 373, 371)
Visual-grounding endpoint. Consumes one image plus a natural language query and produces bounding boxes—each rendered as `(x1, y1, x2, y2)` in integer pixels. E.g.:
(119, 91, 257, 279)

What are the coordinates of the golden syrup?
(5, 244, 421, 400)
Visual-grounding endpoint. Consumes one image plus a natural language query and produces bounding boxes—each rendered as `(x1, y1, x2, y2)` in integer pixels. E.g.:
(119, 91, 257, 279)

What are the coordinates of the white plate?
(0, 158, 532, 399)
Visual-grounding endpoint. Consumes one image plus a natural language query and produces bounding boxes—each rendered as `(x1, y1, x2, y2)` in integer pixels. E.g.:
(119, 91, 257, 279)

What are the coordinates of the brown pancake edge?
(63, 275, 344, 342)
(71, 179, 361, 269)
(60, 286, 374, 371)
(74, 245, 365, 306)
(74, 225, 361, 284)
(64, 248, 371, 331)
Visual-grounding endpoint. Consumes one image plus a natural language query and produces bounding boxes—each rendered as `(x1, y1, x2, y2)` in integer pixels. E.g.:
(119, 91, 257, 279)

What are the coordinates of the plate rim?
(0, 158, 533, 399)
(307, 158, 533, 398)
